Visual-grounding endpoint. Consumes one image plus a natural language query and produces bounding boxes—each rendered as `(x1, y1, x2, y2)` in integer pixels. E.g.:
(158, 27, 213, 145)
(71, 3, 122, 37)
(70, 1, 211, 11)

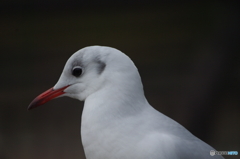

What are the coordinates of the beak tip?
(27, 105, 33, 111)
(27, 103, 35, 111)
(27, 98, 41, 110)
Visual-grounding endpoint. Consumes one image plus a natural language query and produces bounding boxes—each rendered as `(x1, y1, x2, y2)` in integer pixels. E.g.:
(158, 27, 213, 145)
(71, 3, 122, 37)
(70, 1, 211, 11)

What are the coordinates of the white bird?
(28, 46, 224, 159)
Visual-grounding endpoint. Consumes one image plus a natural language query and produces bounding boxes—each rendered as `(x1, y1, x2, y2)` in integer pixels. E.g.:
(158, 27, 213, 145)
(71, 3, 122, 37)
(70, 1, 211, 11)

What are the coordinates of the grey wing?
(174, 137, 224, 159)
(137, 132, 224, 159)
(157, 133, 224, 159)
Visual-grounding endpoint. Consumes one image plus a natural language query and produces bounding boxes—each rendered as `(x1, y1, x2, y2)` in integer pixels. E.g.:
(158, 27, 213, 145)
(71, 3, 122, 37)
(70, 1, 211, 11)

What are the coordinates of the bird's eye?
(72, 66, 83, 77)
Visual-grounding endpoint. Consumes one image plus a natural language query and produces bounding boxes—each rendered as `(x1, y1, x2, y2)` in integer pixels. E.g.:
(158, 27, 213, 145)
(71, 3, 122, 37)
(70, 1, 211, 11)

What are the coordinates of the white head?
(28, 46, 145, 109)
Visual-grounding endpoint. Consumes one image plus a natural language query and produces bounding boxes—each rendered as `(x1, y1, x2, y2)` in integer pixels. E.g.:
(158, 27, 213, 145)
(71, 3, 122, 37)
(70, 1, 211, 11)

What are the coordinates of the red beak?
(28, 86, 69, 110)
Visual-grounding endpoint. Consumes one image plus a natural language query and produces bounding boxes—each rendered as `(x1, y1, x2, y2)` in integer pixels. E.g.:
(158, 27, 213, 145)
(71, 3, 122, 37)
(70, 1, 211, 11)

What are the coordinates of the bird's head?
(28, 46, 143, 110)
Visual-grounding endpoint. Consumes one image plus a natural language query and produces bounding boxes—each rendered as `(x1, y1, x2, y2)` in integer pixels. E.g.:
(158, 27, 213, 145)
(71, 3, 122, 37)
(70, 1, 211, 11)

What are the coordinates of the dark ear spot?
(72, 60, 83, 68)
(95, 58, 106, 74)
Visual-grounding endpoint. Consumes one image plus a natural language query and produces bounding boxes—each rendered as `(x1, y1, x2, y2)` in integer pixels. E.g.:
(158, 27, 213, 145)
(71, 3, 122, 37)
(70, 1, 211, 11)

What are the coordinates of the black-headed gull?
(28, 46, 224, 159)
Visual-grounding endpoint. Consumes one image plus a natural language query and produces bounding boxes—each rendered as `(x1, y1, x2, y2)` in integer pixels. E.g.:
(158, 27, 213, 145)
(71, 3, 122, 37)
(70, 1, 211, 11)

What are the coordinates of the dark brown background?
(1, 1, 239, 159)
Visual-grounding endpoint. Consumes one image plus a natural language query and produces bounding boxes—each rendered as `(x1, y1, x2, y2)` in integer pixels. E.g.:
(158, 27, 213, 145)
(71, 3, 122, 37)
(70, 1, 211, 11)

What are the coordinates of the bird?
(28, 46, 224, 159)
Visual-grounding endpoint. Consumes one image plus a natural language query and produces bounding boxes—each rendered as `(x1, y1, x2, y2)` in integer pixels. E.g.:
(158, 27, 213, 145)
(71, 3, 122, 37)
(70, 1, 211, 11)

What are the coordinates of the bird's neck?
(83, 83, 147, 120)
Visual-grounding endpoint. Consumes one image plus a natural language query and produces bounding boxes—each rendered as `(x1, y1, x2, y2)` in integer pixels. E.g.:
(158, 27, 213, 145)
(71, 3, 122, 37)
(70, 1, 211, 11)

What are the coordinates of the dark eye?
(72, 66, 83, 77)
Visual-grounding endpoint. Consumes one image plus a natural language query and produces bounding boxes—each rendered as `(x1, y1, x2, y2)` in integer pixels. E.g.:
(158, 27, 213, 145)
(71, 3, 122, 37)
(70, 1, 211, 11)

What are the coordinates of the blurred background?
(0, 1, 239, 159)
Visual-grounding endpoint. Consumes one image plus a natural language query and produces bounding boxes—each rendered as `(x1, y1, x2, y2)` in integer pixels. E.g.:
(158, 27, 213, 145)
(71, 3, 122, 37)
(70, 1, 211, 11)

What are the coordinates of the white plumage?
(29, 46, 224, 159)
